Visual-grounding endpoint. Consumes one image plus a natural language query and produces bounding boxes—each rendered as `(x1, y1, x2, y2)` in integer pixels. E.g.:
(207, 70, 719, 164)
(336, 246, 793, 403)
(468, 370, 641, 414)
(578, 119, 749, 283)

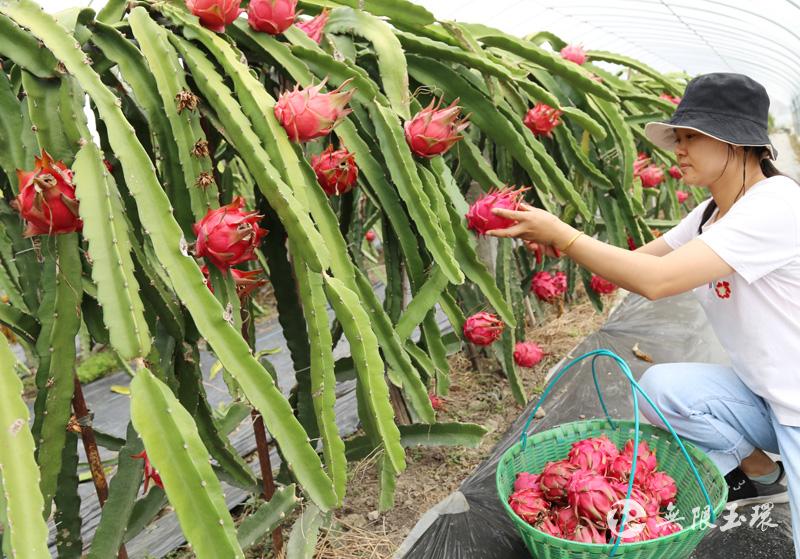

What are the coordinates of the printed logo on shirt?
(714, 280, 732, 299)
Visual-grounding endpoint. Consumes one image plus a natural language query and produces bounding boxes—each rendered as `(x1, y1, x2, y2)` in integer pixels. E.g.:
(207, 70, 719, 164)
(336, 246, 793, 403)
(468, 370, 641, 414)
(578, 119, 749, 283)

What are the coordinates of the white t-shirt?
(661, 175, 800, 426)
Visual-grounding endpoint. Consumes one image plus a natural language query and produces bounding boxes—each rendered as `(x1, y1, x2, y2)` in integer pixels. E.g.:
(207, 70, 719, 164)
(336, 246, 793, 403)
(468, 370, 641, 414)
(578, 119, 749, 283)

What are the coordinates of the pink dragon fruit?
(627, 234, 637, 251)
(274, 79, 354, 142)
(567, 469, 619, 525)
(560, 44, 587, 65)
(132, 450, 164, 493)
(310, 145, 359, 196)
(676, 190, 689, 204)
(634, 152, 650, 173)
(552, 505, 580, 534)
(608, 454, 652, 484)
(668, 165, 683, 179)
(637, 165, 665, 188)
(514, 471, 543, 492)
(567, 436, 619, 475)
(523, 103, 563, 138)
(659, 93, 681, 105)
(537, 514, 564, 538)
(404, 98, 470, 158)
(200, 265, 267, 299)
(570, 521, 607, 544)
(647, 516, 682, 537)
(365, 230, 376, 242)
(610, 480, 660, 517)
(295, 9, 329, 44)
(186, 0, 241, 32)
(428, 393, 445, 411)
(513, 341, 546, 368)
(622, 440, 658, 473)
(530, 271, 567, 303)
(508, 488, 550, 525)
(465, 187, 527, 235)
(642, 471, 677, 508)
(247, 0, 297, 34)
(11, 150, 82, 236)
(462, 311, 504, 346)
(539, 460, 578, 503)
(590, 275, 617, 295)
(193, 197, 268, 270)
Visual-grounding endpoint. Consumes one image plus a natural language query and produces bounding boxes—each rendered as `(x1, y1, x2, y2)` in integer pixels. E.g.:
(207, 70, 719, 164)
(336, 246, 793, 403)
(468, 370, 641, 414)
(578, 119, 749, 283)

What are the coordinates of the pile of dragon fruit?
(508, 435, 683, 544)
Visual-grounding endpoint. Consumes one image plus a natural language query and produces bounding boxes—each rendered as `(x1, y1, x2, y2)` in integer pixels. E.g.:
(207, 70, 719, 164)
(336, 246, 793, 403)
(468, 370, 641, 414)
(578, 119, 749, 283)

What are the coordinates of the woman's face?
(673, 128, 731, 186)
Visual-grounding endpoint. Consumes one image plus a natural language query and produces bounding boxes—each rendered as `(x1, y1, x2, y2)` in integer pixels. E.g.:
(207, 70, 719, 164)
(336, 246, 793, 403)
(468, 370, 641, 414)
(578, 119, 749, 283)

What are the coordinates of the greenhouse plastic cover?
(398, 290, 795, 559)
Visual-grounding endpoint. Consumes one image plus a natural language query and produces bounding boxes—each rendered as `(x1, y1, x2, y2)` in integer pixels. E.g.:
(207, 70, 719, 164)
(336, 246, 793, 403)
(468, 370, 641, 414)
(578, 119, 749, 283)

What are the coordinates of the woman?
(487, 73, 800, 552)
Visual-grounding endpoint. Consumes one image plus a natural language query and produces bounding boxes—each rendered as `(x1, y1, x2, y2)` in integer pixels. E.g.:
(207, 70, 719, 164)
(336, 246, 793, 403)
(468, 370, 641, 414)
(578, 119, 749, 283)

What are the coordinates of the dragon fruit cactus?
(274, 79, 354, 142)
(428, 393, 445, 411)
(539, 459, 578, 503)
(514, 471, 543, 492)
(530, 271, 567, 303)
(247, 0, 297, 35)
(523, 103, 563, 138)
(296, 9, 329, 44)
(185, 0, 242, 32)
(642, 471, 677, 508)
(193, 197, 268, 271)
(462, 311, 504, 346)
(567, 435, 619, 475)
(11, 150, 82, 236)
(668, 165, 683, 179)
(311, 145, 359, 196)
(404, 98, 470, 158)
(200, 265, 267, 299)
(560, 44, 587, 65)
(567, 469, 619, 525)
(676, 190, 689, 204)
(513, 341, 546, 368)
(132, 450, 164, 493)
(508, 488, 550, 525)
(465, 186, 527, 235)
(590, 275, 617, 295)
(637, 165, 665, 188)
(570, 520, 607, 544)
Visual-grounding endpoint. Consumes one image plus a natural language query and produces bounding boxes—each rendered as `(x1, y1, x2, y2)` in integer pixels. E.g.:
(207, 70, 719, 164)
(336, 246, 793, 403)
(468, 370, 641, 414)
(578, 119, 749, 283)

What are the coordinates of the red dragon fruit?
(659, 93, 681, 105)
(200, 265, 267, 299)
(627, 235, 637, 251)
(186, 0, 242, 32)
(274, 79, 354, 142)
(647, 516, 682, 537)
(513, 341, 546, 368)
(132, 450, 164, 493)
(296, 9, 329, 44)
(590, 275, 617, 295)
(608, 454, 652, 484)
(311, 145, 359, 196)
(465, 186, 527, 235)
(11, 150, 82, 236)
(404, 98, 470, 158)
(462, 311, 504, 346)
(676, 190, 689, 204)
(523, 103, 563, 138)
(570, 521, 607, 544)
(642, 471, 677, 508)
(508, 488, 550, 525)
(247, 0, 297, 34)
(539, 460, 578, 503)
(428, 393, 445, 411)
(668, 165, 683, 179)
(568, 436, 619, 474)
(622, 440, 658, 473)
(552, 505, 580, 534)
(530, 271, 567, 302)
(193, 197, 268, 270)
(514, 471, 543, 492)
(634, 152, 650, 174)
(537, 514, 564, 538)
(365, 230, 376, 242)
(567, 469, 620, 525)
(560, 44, 587, 65)
(610, 480, 660, 517)
(637, 165, 665, 188)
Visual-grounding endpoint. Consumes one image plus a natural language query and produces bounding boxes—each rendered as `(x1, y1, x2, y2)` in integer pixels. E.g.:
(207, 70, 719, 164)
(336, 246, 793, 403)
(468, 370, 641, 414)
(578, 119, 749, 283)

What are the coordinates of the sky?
(34, 0, 800, 127)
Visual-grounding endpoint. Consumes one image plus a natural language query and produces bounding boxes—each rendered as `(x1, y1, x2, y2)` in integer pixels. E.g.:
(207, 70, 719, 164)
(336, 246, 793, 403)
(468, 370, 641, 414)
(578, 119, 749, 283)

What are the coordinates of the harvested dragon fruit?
(132, 450, 164, 493)
(513, 341, 545, 368)
(186, 0, 241, 32)
(530, 271, 567, 303)
(642, 470, 678, 508)
(12, 150, 82, 236)
(404, 98, 470, 158)
(560, 44, 587, 65)
(571, 520, 607, 544)
(193, 197, 268, 270)
(274, 79, 354, 142)
(296, 9, 329, 44)
(508, 487, 550, 525)
(567, 469, 620, 525)
(247, 0, 297, 35)
(590, 275, 617, 295)
(311, 145, 359, 196)
(514, 471, 542, 492)
(539, 459, 578, 502)
(568, 435, 619, 475)
(462, 312, 504, 346)
(465, 187, 527, 235)
(523, 103, 563, 138)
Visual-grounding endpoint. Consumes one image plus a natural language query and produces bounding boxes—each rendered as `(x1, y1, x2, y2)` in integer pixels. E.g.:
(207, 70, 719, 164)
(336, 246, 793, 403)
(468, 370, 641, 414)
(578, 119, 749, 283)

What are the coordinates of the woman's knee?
(638, 364, 684, 424)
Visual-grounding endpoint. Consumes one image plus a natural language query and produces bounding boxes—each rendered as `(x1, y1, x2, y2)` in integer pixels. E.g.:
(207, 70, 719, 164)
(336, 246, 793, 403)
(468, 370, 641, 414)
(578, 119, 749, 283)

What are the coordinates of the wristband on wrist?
(559, 231, 584, 252)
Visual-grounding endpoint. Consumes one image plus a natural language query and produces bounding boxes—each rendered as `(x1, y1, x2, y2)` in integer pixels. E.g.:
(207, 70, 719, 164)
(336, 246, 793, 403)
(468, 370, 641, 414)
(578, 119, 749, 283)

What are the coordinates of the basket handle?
(518, 349, 717, 556)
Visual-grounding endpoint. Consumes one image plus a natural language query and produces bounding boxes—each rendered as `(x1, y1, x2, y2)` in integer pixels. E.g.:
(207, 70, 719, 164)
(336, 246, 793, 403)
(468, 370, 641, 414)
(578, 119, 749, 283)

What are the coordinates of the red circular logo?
(715, 281, 731, 299)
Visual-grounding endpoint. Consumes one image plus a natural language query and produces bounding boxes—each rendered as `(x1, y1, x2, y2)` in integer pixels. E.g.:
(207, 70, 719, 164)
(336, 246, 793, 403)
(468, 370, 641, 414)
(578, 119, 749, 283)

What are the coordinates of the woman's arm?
(633, 237, 674, 257)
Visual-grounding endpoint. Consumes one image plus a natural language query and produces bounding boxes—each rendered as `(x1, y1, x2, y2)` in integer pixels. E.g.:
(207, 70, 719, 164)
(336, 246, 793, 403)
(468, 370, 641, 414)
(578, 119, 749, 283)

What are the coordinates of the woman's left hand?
(486, 202, 568, 247)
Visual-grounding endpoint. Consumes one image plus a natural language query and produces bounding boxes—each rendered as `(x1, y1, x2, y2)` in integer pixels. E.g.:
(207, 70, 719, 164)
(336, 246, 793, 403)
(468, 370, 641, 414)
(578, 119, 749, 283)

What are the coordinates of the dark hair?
(697, 145, 786, 234)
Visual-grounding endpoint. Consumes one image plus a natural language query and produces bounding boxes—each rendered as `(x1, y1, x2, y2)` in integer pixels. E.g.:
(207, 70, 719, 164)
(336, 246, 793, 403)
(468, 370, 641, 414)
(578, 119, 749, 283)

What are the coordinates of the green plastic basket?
(496, 349, 729, 559)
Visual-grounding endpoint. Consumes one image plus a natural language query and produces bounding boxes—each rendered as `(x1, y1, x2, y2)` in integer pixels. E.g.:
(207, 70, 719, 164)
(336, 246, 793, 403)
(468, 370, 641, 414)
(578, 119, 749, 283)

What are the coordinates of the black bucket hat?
(645, 72, 778, 160)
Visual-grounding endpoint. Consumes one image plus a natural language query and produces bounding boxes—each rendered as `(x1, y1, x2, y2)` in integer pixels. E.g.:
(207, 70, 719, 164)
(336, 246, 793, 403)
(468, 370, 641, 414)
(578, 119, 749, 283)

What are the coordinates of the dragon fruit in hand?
(462, 312, 504, 346)
(465, 186, 527, 235)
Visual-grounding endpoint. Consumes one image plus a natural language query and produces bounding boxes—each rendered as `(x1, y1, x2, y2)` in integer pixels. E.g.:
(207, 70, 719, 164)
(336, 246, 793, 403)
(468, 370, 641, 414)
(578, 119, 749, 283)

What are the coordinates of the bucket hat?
(644, 72, 777, 160)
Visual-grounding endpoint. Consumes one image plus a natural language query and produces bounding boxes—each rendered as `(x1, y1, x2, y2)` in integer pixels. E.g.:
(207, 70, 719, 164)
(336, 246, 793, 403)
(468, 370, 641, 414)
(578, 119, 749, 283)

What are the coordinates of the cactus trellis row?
(0, 0, 690, 555)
